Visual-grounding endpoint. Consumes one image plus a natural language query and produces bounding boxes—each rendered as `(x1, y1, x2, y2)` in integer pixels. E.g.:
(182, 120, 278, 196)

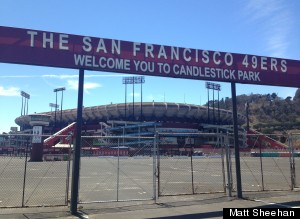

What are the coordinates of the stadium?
(11, 102, 247, 154)
(0, 100, 289, 159)
(15, 102, 246, 129)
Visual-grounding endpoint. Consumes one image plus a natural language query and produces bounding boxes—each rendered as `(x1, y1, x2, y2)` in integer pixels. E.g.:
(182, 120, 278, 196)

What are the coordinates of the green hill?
(208, 88, 300, 134)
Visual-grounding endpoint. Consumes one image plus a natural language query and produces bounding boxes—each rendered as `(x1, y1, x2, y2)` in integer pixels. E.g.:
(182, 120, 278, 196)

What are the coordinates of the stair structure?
(247, 129, 288, 149)
(44, 122, 76, 147)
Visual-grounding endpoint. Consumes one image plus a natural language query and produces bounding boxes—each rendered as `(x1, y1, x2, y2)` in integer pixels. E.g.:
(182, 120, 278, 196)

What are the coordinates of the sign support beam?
(231, 82, 242, 198)
(70, 69, 84, 214)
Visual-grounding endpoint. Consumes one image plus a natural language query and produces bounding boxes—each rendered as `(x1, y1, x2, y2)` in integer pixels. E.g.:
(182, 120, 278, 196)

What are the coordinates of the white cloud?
(67, 80, 78, 90)
(42, 74, 133, 79)
(244, 0, 282, 21)
(0, 86, 20, 96)
(67, 80, 102, 94)
(243, 0, 293, 57)
(86, 74, 133, 78)
(0, 73, 133, 79)
(84, 82, 102, 89)
(42, 74, 78, 79)
(129, 92, 140, 98)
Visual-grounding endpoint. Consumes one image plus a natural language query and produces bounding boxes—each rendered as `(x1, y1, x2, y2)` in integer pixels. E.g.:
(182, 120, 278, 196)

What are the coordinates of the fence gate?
(230, 132, 294, 193)
(290, 133, 300, 189)
(157, 133, 226, 196)
(78, 136, 156, 203)
(0, 134, 71, 208)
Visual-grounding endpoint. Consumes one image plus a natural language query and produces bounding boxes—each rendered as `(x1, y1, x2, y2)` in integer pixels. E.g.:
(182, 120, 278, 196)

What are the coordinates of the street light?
(20, 91, 30, 116)
(122, 76, 145, 121)
(53, 87, 65, 130)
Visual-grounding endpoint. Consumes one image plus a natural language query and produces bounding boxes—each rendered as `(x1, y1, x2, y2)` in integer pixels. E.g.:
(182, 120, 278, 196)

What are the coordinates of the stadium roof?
(15, 102, 246, 127)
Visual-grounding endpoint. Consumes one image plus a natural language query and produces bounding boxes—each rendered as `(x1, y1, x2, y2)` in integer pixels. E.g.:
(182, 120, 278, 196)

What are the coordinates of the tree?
(285, 96, 292, 102)
(271, 93, 277, 100)
(294, 88, 300, 101)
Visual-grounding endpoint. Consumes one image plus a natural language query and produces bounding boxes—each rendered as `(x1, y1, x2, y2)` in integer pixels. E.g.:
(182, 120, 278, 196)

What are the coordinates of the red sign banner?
(1, 26, 300, 87)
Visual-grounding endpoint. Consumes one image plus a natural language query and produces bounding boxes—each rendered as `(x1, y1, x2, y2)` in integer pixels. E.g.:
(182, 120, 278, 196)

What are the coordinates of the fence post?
(288, 133, 295, 190)
(65, 132, 73, 205)
(157, 133, 160, 198)
(22, 138, 29, 207)
(220, 133, 226, 193)
(259, 140, 265, 191)
(225, 133, 232, 197)
(190, 145, 194, 194)
(117, 137, 120, 201)
(153, 132, 158, 202)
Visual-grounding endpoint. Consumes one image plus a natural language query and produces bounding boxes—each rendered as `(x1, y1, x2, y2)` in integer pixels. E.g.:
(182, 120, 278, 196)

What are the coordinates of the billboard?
(0, 26, 299, 87)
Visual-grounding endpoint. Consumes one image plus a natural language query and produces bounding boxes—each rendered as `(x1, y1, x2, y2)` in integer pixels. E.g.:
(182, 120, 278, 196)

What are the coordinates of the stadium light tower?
(135, 76, 145, 121)
(122, 77, 133, 120)
(122, 76, 145, 121)
(20, 91, 30, 116)
(216, 83, 221, 125)
(205, 82, 221, 124)
(53, 87, 66, 129)
(49, 103, 59, 112)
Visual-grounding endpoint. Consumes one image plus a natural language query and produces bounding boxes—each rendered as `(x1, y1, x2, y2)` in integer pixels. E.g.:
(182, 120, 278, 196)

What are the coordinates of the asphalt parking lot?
(0, 156, 297, 207)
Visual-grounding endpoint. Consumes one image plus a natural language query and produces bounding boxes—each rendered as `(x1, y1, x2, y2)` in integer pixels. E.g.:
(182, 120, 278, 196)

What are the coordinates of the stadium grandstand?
(16, 102, 245, 143)
(0, 102, 288, 157)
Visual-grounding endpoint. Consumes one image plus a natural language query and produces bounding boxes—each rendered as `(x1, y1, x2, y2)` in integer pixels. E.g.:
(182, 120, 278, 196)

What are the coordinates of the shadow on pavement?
(147, 211, 223, 219)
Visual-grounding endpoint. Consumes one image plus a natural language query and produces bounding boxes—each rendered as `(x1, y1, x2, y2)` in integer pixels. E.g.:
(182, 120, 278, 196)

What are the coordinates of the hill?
(209, 88, 300, 134)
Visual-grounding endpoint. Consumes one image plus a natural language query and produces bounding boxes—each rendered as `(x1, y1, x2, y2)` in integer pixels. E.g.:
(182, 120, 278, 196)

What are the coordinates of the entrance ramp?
(247, 129, 288, 149)
(44, 122, 76, 147)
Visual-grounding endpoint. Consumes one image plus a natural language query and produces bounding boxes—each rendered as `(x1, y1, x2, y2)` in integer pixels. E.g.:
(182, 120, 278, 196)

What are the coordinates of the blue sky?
(0, 0, 300, 133)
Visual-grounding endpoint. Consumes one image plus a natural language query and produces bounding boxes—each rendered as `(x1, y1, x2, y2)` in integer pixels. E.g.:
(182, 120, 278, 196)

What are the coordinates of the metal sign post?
(231, 82, 242, 198)
(70, 69, 84, 214)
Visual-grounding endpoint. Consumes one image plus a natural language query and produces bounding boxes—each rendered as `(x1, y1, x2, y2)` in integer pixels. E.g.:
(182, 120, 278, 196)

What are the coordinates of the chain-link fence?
(1, 131, 300, 208)
(157, 131, 300, 197)
(0, 133, 71, 208)
(78, 135, 156, 203)
(157, 133, 226, 196)
(230, 132, 298, 193)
